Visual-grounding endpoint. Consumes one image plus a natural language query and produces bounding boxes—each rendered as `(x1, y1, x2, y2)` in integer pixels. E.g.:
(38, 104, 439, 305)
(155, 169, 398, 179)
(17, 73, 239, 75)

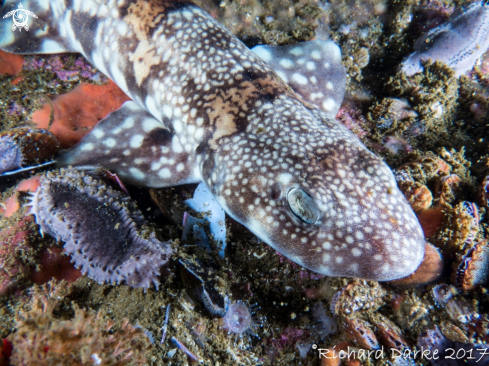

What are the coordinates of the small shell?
(445, 297, 478, 324)
(371, 98, 418, 124)
(178, 258, 228, 317)
(395, 152, 450, 185)
(398, 181, 432, 212)
(0, 135, 23, 173)
(394, 292, 430, 329)
(0, 127, 60, 173)
(330, 282, 386, 316)
(454, 240, 489, 292)
(371, 314, 409, 351)
(446, 201, 480, 251)
(435, 174, 462, 205)
(439, 322, 469, 343)
(342, 317, 380, 350)
(432, 284, 454, 306)
(478, 175, 489, 210)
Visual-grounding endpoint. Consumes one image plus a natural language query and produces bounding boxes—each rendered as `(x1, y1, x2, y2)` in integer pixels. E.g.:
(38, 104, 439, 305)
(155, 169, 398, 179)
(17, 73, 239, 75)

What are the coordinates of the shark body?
(0, 0, 425, 281)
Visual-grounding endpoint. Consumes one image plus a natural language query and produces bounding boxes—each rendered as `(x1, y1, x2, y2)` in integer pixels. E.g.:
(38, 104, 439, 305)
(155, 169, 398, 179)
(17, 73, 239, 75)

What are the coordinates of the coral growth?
(330, 281, 386, 316)
(8, 282, 150, 365)
(23, 54, 106, 83)
(0, 216, 38, 296)
(386, 62, 459, 150)
(194, 0, 325, 45)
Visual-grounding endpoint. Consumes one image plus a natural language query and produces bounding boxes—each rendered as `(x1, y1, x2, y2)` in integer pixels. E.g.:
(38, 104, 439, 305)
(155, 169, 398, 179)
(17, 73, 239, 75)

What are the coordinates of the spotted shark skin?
(1, 0, 426, 281)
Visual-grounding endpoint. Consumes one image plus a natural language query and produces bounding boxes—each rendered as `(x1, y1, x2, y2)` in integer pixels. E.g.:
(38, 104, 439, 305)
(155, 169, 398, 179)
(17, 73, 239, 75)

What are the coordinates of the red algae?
(31, 247, 82, 285)
(417, 205, 444, 238)
(0, 217, 36, 296)
(1, 176, 41, 218)
(31, 81, 130, 148)
(0, 50, 23, 76)
(1, 194, 19, 218)
(16, 176, 41, 193)
(0, 339, 12, 366)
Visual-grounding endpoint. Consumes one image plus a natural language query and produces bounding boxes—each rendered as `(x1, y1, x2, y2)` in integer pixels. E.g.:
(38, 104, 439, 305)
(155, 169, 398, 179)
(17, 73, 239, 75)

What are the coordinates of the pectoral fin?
(57, 101, 201, 187)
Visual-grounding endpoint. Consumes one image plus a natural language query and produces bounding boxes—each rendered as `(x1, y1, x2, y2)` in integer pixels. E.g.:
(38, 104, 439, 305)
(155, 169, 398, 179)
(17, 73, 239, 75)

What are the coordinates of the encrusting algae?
(8, 281, 150, 365)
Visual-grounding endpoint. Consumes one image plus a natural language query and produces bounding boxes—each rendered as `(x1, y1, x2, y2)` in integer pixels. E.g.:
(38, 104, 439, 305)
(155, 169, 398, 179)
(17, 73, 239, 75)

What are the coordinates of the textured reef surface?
(1, 0, 489, 365)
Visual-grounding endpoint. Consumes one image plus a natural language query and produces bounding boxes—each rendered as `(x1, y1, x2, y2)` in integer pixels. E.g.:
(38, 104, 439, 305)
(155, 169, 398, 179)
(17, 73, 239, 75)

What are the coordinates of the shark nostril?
(270, 182, 282, 200)
(287, 187, 319, 224)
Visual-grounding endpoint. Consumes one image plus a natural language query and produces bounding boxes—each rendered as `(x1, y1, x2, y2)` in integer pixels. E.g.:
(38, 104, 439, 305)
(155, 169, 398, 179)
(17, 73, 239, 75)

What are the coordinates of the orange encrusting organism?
(31, 80, 130, 148)
(417, 206, 444, 238)
(0, 176, 41, 218)
(0, 49, 24, 76)
(31, 247, 82, 285)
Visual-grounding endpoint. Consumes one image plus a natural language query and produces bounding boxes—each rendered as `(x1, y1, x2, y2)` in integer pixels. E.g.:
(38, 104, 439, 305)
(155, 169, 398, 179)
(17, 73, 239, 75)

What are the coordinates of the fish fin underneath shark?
(56, 101, 202, 187)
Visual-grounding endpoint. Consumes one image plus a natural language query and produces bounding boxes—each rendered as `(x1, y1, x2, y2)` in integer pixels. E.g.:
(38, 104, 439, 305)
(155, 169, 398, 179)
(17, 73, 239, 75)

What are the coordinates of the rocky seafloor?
(1, 0, 489, 365)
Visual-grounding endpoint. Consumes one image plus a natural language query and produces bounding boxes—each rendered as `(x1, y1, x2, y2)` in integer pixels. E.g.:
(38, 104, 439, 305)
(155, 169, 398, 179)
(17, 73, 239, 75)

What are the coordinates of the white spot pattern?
(46, 0, 425, 281)
(252, 40, 347, 117)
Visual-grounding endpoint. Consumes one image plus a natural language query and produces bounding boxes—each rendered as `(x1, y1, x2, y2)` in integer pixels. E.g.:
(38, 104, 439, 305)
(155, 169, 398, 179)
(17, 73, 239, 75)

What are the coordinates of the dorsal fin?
(252, 40, 347, 118)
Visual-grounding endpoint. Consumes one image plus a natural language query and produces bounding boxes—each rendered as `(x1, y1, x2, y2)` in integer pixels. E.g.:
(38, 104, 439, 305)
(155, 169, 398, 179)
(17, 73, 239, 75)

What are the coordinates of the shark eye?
(287, 188, 319, 224)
